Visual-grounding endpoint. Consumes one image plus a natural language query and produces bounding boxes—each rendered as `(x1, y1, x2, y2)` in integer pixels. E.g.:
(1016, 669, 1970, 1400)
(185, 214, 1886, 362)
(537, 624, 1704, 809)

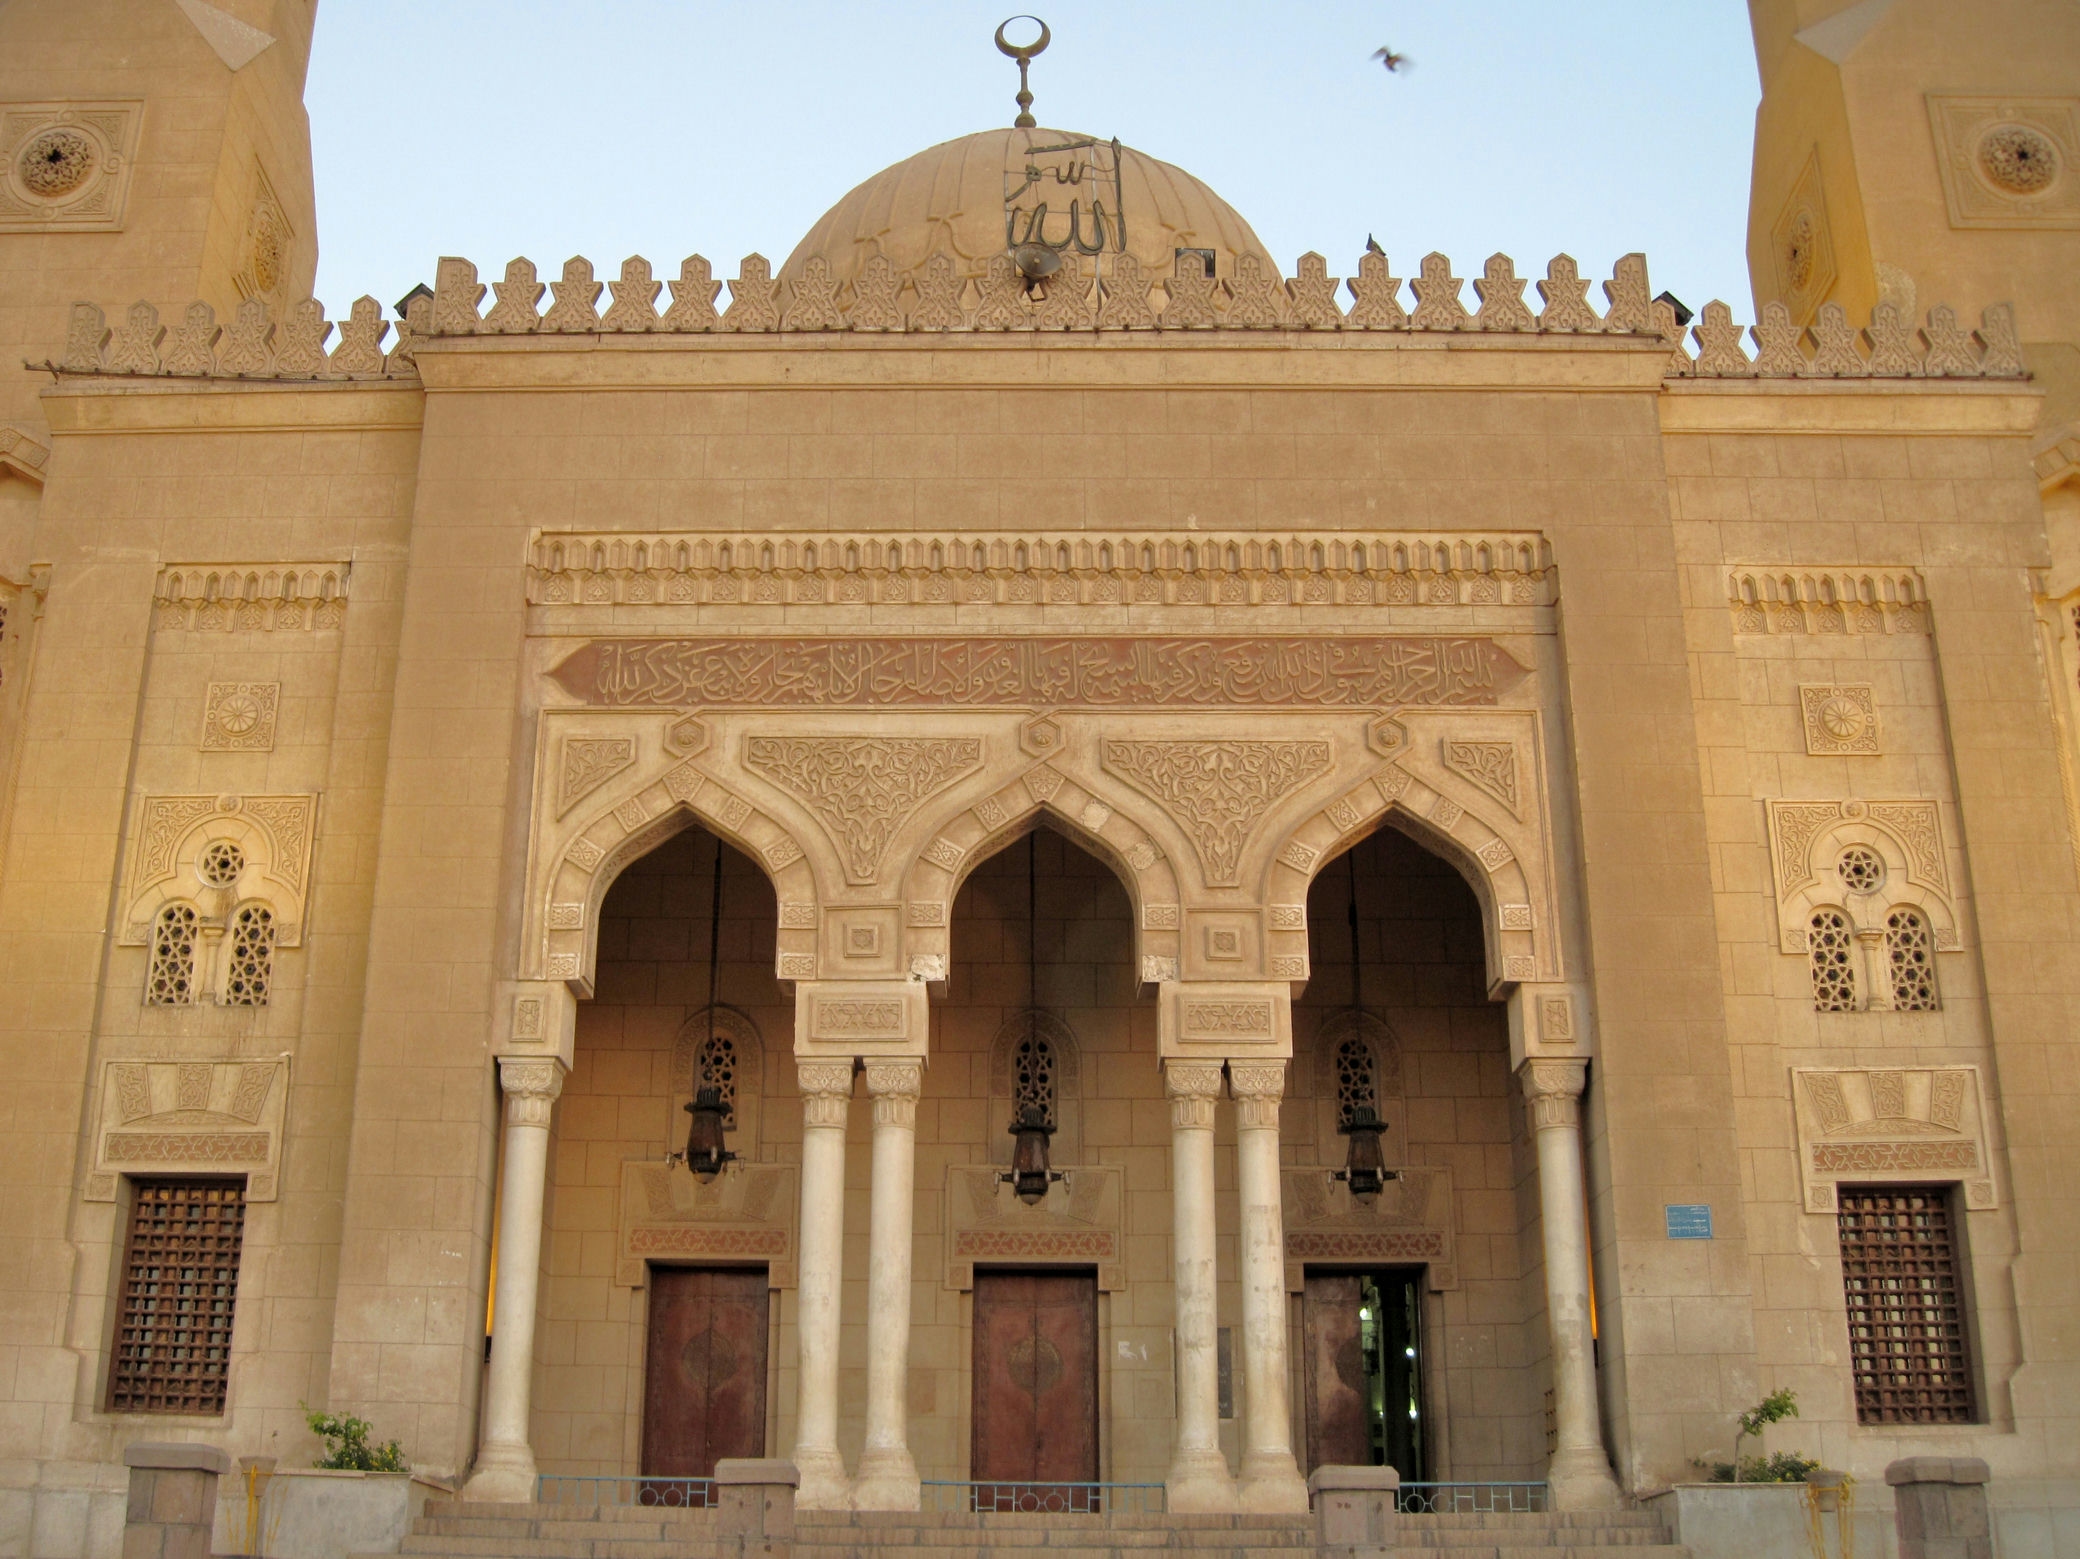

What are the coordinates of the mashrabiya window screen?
(1836, 1185, 1974, 1425)
(108, 1178, 246, 1415)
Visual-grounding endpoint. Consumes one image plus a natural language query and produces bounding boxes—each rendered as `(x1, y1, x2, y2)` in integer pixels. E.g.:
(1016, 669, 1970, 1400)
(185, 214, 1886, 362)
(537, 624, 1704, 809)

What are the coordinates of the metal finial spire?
(995, 15, 1050, 128)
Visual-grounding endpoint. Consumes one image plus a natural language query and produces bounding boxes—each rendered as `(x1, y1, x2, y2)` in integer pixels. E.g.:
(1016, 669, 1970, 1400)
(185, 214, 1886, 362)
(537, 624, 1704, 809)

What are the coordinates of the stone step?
(1403, 1512, 1665, 1529)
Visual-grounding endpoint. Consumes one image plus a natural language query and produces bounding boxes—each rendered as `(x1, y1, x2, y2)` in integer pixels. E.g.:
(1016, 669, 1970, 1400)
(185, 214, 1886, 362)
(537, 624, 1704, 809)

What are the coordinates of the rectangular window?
(108, 1178, 245, 1415)
(1836, 1185, 1975, 1424)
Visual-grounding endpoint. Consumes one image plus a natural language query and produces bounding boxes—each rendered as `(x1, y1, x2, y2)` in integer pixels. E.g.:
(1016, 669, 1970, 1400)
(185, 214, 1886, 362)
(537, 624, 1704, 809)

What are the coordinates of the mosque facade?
(0, 0, 2078, 1554)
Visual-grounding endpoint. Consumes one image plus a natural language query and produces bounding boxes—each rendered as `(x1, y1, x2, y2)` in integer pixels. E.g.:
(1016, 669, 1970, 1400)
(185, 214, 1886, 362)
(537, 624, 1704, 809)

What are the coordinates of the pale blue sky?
(307, 1, 1763, 323)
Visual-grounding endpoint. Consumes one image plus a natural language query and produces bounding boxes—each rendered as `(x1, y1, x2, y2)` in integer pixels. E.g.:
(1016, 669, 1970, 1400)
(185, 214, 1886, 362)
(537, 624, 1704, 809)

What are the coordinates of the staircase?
(383, 1500, 1690, 1559)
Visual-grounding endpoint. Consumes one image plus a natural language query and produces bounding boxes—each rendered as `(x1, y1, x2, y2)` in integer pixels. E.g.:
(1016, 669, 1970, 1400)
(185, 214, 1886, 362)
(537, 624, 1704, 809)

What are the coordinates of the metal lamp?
(1333, 1104, 1395, 1204)
(1002, 1104, 1063, 1205)
(681, 1085, 737, 1180)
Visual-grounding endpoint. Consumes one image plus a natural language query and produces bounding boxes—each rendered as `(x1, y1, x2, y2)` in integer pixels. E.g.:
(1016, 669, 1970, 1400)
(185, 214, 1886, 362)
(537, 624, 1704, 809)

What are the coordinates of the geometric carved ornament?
(615, 1159, 797, 1287)
(1764, 797, 1958, 954)
(1281, 1162, 1457, 1291)
(1790, 1066, 1997, 1213)
(1799, 685, 1880, 756)
(943, 1162, 1125, 1293)
(85, 1056, 290, 1202)
(119, 793, 318, 947)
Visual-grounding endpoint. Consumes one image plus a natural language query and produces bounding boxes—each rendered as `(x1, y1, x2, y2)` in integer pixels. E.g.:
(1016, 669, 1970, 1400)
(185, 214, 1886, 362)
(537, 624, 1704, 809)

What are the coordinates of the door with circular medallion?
(641, 1266, 769, 1499)
(970, 1268, 1099, 1510)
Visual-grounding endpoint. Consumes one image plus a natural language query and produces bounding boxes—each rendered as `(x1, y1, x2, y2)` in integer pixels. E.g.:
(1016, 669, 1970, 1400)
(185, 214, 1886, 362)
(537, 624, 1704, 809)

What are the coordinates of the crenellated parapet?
(49, 247, 2028, 384)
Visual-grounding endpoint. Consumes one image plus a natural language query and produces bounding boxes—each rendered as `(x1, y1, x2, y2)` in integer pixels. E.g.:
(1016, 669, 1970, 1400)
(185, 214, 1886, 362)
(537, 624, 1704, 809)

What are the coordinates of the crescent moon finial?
(994, 16, 1050, 128)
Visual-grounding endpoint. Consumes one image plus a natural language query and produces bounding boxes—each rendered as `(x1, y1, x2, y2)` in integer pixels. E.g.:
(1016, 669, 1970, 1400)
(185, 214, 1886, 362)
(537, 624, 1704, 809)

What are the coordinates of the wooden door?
(642, 1267, 769, 1492)
(1303, 1269, 1426, 1478)
(1304, 1272, 1371, 1471)
(971, 1269, 1099, 1509)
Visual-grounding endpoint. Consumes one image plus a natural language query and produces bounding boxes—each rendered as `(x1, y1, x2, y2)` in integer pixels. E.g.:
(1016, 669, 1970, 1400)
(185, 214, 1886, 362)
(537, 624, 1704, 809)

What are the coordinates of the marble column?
(1519, 1059, 1622, 1510)
(790, 1060, 854, 1510)
(1228, 1062, 1308, 1512)
(461, 1056, 566, 1503)
(1164, 1059, 1237, 1512)
(853, 1059, 923, 1510)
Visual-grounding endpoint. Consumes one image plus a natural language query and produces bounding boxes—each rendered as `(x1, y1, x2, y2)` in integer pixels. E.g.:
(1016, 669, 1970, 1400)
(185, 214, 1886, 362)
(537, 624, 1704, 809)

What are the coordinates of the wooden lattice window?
(108, 1179, 246, 1414)
(1836, 1185, 1975, 1425)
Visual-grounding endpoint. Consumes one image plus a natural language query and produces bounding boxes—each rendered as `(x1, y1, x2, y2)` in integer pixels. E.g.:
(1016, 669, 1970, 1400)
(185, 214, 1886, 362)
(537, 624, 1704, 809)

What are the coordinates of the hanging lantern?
(682, 1085, 737, 1180)
(1333, 1103, 1394, 1204)
(1002, 1104, 1062, 1205)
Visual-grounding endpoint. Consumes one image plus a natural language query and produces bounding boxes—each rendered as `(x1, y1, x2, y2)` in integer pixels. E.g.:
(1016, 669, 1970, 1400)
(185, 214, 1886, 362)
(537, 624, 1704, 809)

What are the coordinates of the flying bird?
(1372, 46, 1410, 72)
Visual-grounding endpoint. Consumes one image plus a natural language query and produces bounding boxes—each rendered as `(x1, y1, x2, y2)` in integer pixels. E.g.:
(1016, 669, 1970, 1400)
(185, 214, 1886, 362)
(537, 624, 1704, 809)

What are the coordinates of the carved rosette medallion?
(745, 735, 982, 883)
(1101, 740, 1332, 885)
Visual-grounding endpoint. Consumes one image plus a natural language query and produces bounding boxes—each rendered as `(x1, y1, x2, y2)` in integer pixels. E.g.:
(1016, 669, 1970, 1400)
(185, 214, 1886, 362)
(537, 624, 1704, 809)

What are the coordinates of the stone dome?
(780, 126, 1272, 292)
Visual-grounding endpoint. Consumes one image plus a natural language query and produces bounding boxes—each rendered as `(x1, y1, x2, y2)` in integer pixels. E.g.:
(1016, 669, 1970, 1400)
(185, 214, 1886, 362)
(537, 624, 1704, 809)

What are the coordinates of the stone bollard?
(714, 1459, 799, 1559)
(123, 1444, 230, 1559)
(1887, 1457, 1992, 1559)
(1307, 1465, 1399, 1559)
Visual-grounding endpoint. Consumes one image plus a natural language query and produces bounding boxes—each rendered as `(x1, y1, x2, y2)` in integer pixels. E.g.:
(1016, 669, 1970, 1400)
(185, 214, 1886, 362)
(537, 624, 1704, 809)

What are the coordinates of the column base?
(851, 1446, 920, 1511)
(1546, 1445, 1623, 1510)
(1166, 1448, 1239, 1513)
(1238, 1450, 1310, 1513)
(459, 1441, 537, 1504)
(792, 1446, 853, 1511)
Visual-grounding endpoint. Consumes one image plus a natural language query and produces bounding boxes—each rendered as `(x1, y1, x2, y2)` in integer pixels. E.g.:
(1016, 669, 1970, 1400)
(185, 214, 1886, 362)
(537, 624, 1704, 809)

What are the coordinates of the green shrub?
(304, 1408, 407, 1472)
(1701, 1451, 1822, 1484)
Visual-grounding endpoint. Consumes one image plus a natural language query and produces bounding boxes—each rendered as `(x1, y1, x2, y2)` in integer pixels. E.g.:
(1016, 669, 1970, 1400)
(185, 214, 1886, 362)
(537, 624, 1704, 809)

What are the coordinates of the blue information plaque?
(1665, 1204, 1714, 1240)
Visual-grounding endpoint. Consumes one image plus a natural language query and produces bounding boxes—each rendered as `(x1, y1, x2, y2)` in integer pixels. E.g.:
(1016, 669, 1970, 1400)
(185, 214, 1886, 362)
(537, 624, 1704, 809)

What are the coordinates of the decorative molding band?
(548, 635, 1531, 710)
(0, 424, 50, 485)
(1726, 568, 1928, 637)
(527, 531, 1553, 610)
(154, 563, 350, 632)
(1281, 1163, 1457, 1292)
(943, 1163, 1125, 1292)
(1791, 1066, 1997, 1212)
(616, 1160, 797, 1288)
(85, 1056, 289, 1202)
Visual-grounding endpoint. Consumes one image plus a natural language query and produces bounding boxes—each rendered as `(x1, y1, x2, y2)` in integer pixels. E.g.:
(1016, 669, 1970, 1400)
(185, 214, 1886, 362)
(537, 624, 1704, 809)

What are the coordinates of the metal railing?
(919, 1481, 1167, 1515)
(535, 1475, 716, 1508)
(1396, 1481, 1548, 1515)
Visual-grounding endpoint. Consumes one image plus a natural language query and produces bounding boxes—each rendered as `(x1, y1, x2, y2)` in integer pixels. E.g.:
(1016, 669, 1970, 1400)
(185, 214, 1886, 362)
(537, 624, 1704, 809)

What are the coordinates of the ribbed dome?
(780, 127, 1271, 292)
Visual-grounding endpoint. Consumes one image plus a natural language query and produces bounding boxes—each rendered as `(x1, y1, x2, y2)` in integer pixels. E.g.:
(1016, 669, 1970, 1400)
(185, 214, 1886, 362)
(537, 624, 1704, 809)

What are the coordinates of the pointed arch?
(1262, 760, 1555, 994)
(894, 762, 1185, 985)
(525, 736, 821, 995)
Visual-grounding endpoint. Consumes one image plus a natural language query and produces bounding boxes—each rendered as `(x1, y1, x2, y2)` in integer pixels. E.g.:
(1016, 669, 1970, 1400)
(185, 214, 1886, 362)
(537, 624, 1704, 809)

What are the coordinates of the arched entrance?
(1291, 825, 1538, 1485)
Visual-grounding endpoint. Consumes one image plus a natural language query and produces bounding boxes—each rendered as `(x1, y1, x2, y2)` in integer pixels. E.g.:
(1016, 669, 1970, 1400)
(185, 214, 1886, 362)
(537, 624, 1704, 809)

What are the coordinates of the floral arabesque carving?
(1765, 798, 1959, 958)
(1441, 738, 1520, 816)
(1100, 740, 1331, 887)
(559, 735, 635, 814)
(744, 735, 983, 884)
(121, 792, 317, 950)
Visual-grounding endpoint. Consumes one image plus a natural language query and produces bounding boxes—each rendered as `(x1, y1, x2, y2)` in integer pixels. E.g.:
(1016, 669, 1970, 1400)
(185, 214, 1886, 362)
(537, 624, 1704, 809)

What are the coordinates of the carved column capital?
(863, 1059, 923, 1129)
(1519, 1057, 1587, 1131)
(498, 1057, 566, 1128)
(797, 1060, 854, 1129)
(1228, 1061, 1286, 1130)
(1165, 1059, 1224, 1130)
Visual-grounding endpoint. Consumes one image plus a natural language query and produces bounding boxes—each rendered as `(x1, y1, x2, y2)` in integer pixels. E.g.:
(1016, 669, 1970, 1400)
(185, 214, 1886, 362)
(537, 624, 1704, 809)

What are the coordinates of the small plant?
(1699, 1450, 1822, 1484)
(304, 1407, 407, 1472)
(1693, 1388, 1802, 1483)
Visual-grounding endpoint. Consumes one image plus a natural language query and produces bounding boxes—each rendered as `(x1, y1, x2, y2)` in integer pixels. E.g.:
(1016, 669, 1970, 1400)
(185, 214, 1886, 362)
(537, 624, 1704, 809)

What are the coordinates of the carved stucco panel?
(1790, 1066, 1997, 1212)
(86, 1057, 290, 1202)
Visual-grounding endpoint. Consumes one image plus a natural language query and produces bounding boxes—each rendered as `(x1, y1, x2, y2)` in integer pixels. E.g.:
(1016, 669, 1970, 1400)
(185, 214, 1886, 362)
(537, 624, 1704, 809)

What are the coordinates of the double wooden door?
(970, 1269, 1099, 1508)
(1302, 1269, 1425, 1479)
(642, 1266, 768, 1491)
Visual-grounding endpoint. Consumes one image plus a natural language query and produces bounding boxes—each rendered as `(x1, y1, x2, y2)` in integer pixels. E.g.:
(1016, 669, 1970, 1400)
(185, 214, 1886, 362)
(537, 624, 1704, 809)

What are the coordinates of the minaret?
(0, 0, 321, 531)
